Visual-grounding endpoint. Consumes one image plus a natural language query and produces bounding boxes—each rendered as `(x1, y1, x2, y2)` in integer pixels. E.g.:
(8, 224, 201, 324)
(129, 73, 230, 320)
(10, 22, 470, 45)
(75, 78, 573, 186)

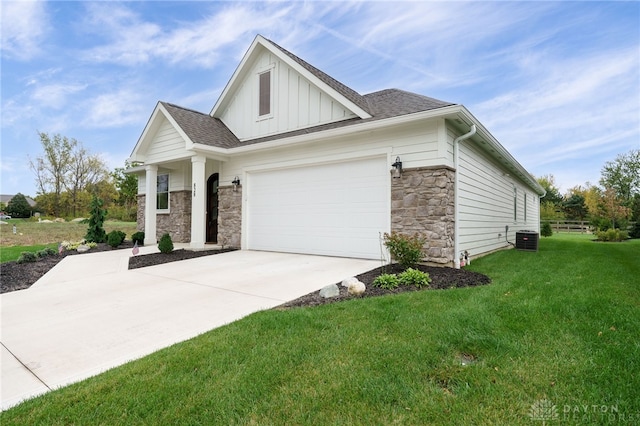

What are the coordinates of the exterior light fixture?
(232, 176, 240, 192)
(391, 156, 402, 178)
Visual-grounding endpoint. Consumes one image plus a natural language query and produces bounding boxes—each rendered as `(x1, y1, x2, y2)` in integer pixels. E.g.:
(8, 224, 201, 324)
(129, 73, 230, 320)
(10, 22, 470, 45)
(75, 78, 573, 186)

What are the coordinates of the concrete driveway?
(1, 248, 379, 410)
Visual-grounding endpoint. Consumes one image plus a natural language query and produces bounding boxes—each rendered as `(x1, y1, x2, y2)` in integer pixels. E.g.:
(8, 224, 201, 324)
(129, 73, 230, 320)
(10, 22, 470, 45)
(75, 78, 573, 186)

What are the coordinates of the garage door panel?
(247, 157, 388, 259)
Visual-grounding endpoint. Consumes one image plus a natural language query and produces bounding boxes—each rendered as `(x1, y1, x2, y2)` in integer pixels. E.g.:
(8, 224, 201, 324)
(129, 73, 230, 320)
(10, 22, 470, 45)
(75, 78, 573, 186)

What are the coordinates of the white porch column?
(190, 155, 206, 249)
(144, 165, 158, 246)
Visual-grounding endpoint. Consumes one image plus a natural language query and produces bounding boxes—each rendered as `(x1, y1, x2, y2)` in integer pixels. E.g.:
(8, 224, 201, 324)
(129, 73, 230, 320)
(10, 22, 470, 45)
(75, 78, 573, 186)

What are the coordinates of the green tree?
(65, 145, 109, 217)
(85, 196, 107, 243)
(601, 187, 631, 230)
(111, 162, 139, 220)
(537, 174, 563, 205)
(6, 193, 31, 218)
(562, 194, 588, 220)
(600, 149, 640, 206)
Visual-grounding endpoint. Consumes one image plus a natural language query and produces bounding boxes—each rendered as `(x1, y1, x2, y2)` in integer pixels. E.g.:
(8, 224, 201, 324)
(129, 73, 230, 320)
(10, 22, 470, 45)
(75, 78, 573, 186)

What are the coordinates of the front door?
(206, 173, 219, 243)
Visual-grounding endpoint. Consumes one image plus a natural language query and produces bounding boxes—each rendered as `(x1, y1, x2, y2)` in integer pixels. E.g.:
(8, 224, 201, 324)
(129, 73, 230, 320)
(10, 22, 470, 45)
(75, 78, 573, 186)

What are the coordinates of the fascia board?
(129, 102, 163, 160)
(210, 36, 262, 117)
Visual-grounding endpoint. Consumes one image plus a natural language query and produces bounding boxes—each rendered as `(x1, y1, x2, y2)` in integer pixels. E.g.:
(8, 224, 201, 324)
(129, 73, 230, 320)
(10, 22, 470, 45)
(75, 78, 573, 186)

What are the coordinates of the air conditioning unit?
(515, 230, 539, 251)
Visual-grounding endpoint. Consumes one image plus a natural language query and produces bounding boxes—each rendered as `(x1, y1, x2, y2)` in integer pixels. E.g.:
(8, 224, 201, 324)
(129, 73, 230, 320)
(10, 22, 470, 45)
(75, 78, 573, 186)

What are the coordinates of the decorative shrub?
(398, 268, 431, 288)
(629, 222, 640, 239)
(373, 273, 400, 290)
(158, 233, 174, 254)
(107, 230, 126, 248)
(540, 222, 553, 237)
(36, 247, 56, 258)
(383, 232, 426, 269)
(131, 231, 145, 245)
(596, 229, 628, 242)
(17, 252, 38, 264)
(85, 196, 107, 243)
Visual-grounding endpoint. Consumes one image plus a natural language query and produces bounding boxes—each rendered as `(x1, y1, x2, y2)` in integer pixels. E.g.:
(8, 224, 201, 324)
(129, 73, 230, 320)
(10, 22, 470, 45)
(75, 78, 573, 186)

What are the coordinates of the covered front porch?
(134, 155, 241, 250)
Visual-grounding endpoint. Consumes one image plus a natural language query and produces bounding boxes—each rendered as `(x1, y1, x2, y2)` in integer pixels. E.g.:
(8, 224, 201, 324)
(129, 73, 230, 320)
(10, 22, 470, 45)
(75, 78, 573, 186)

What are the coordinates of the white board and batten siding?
(455, 131, 540, 257)
(219, 48, 357, 141)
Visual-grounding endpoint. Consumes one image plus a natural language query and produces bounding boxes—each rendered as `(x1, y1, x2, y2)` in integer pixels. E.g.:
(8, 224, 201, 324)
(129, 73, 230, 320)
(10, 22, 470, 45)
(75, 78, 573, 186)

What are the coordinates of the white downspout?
(453, 124, 476, 268)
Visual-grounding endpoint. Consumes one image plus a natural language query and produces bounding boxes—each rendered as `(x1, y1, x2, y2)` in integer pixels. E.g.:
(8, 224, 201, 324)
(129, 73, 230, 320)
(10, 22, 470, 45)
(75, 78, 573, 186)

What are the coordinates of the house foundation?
(135, 191, 192, 243)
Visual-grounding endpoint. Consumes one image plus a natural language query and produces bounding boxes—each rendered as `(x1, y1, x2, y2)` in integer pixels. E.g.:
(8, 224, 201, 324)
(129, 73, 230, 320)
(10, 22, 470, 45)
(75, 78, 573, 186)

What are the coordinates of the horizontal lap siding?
(145, 119, 187, 164)
(457, 137, 540, 257)
(221, 121, 442, 185)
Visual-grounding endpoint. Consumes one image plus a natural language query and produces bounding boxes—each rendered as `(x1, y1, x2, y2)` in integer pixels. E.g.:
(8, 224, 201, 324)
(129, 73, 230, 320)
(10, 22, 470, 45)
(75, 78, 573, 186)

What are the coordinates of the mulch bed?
(278, 263, 491, 309)
(128, 248, 236, 269)
(2, 245, 491, 309)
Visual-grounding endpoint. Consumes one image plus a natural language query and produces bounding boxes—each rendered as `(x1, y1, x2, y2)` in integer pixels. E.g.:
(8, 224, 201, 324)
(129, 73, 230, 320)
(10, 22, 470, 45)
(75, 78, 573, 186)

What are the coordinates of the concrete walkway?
(0, 247, 379, 410)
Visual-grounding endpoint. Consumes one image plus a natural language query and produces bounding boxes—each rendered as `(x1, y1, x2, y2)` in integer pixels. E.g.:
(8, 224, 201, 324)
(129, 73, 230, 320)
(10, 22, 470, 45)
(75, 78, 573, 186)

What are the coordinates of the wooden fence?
(542, 220, 637, 234)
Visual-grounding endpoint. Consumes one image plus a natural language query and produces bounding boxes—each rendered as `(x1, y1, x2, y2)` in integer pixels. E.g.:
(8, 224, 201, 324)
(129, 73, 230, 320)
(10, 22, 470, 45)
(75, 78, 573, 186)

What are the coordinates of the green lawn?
(1, 234, 639, 424)
(0, 243, 59, 263)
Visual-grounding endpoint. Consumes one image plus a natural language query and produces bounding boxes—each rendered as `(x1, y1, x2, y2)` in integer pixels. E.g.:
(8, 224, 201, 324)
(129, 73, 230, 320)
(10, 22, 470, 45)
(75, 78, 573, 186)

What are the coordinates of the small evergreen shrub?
(17, 251, 38, 264)
(36, 247, 56, 258)
(541, 222, 553, 237)
(383, 232, 426, 269)
(629, 222, 640, 239)
(158, 233, 174, 254)
(107, 230, 126, 248)
(398, 268, 431, 288)
(373, 273, 400, 290)
(131, 231, 145, 245)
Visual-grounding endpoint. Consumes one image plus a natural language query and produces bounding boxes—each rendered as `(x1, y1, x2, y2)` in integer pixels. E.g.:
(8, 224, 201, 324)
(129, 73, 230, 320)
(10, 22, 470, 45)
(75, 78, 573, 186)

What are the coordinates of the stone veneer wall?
(390, 167, 455, 265)
(218, 185, 242, 248)
(135, 191, 192, 243)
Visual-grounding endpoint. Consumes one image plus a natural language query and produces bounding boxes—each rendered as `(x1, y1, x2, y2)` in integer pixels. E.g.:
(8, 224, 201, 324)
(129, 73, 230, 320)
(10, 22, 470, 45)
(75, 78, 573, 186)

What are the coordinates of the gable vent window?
(258, 70, 271, 116)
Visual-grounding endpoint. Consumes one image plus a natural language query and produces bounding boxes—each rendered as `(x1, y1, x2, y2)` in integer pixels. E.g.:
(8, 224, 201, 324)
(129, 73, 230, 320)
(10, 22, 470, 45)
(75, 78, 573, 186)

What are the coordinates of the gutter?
(453, 124, 477, 269)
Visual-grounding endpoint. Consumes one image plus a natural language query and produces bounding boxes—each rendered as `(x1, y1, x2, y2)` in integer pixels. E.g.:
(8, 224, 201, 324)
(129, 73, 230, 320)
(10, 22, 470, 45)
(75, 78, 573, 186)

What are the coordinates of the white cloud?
(0, 1, 49, 60)
(31, 83, 88, 109)
(82, 89, 147, 128)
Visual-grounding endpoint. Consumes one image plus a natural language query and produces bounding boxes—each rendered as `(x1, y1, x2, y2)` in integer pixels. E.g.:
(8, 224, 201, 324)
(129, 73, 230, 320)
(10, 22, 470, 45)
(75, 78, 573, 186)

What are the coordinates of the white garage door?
(247, 157, 389, 259)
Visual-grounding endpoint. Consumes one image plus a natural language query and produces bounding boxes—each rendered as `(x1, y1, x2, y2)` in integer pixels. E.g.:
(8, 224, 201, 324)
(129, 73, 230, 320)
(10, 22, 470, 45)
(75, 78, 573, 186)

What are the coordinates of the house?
(128, 35, 545, 267)
(0, 194, 37, 208)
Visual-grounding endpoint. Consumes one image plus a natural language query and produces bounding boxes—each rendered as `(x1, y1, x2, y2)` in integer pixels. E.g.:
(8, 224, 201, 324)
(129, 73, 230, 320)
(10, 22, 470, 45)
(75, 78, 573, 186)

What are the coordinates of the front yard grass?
(1, 234, 638, 424)
(0, 220, 137, 262)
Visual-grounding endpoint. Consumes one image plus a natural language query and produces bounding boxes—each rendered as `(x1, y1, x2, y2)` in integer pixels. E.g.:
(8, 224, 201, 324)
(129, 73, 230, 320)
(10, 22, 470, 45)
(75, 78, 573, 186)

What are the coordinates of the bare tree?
(29, 132, 76, 216)
(65, 146, 108, 217)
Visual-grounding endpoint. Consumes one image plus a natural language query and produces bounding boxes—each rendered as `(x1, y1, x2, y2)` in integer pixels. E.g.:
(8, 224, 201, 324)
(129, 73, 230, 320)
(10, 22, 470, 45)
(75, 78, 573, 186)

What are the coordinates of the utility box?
(516, 230, 539, 251)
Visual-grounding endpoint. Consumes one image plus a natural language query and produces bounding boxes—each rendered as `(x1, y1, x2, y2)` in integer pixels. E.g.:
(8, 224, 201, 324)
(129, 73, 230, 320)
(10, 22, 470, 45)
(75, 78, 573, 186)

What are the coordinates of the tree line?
(537, 149, 639, 234)
(2, 132, 138, 220)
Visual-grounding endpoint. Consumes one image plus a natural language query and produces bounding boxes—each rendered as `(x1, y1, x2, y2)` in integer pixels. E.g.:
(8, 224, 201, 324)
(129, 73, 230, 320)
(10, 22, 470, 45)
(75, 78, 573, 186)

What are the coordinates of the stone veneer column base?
(390, 167, 455, 265)
(136, 191, 192, 243)
(218, 186, 242, 248)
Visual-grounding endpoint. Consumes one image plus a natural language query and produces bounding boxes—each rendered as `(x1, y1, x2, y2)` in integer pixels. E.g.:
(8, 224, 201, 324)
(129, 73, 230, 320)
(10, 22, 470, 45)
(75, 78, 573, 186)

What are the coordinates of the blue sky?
(2, 1, 639, 198)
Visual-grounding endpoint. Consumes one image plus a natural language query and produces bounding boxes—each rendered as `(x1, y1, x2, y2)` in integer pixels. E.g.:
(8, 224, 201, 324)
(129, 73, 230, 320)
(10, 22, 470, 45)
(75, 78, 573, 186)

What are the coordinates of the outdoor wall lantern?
(232, 176, 240, 192)
(391, 156, 402, 178)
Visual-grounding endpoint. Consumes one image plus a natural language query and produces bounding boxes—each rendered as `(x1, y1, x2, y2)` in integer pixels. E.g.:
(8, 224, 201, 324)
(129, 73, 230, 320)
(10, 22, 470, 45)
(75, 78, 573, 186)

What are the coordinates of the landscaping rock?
(71, 218, 86, 222)
(347, 280, 366, 296)
(341, 277, 359, 288)
(319, 284, 340, 298)
(76, 245, 91, 253)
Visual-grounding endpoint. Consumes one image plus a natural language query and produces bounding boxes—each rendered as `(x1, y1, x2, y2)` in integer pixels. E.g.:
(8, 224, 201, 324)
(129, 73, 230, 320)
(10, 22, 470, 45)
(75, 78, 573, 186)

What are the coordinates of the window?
(513, 187, 517, 222)
(258, 70, 271, 116)
(157, 174, 169, 210)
